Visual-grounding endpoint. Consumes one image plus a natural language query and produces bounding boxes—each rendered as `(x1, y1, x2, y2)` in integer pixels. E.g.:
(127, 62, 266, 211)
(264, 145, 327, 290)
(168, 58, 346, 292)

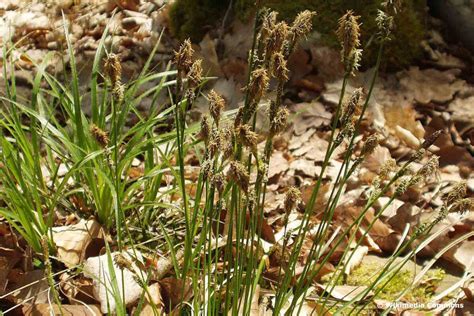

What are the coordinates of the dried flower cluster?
(104, 53, 124, 101)
(90, 124, 109, 147)
(173, 39, 203, 98)
(336, 10, 362, 75)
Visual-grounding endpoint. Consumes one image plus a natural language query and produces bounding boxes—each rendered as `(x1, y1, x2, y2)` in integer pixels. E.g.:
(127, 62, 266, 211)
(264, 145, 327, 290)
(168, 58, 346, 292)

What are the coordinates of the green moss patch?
(346, 261, 445, 303)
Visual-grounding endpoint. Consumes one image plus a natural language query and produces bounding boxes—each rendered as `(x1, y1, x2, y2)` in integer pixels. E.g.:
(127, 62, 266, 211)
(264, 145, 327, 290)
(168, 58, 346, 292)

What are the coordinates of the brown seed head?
(290, 10, 316, 39)
(236, 124, 259, 151)
(450, 198, 473, 213)
(114, 253, 133, 271)
(284, 186, 301, 214)
(220, 125, 234, 160)
(212, 172, 225, 196)
(247, 68, 269, 106)
(260, 11, 278, 42)
(188, 59, 203, 87)
(174, 39, 194, 73)
(417, 156, 439, 179)
(104, 53, 122, 86)
(234, 106, 245, 129)
(90, 124, 109, 147)
(272, 52, 289, 82)
(265, 21, 289, 58)
(208, 127, 221, 158)
(201, 158, 213, 180)
(227, 161, 250, 192)
(379, 158, 397, 179)
(337, 11, 361, 60)
(340, 88, 363, 126)
(361, 134, 379, 156)
(408, 148, 426, 163)
(208, 90, 226, 124)
(337, 10, 362, 75)
(270, 107, 289, 136)
(199, 116, 211, 143)
(444, 181, 467, 206)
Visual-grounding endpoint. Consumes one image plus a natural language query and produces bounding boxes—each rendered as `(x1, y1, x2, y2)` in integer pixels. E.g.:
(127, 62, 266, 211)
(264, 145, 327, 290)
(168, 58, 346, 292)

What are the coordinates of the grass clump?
(0, 4, 465, 316)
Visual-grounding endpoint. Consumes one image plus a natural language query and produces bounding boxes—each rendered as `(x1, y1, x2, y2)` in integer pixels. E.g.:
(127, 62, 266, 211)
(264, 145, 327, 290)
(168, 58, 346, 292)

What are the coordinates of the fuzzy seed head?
(112, 82, 124, 102)
(208, 90, 226, 124)
(114, 253, 133, 271)
(90, 124, 109, 147)
(188, 59, 203, 87)
(450, 198, 473, 214)
(220, 125, 234, 160)
(227, 161, 250, 192)
(260, 11, 278, 41)
(265, 21, 289, 59)
(395, 178, 410, 196)
(104, 53, 122, 86)
(200, 116, 211, 143)
(444, 181, 467, 206)
(379, 158, 397, 179)
(361, 134, 379, 156)
(208, 127, 221, 158)
(270, 107, 289, 136)
(337, 11, 361, 57)
(347, 48, 363, 76)
(234, 106, 245, 129)
(376, 9, 393, 41)
(284, 186, 301, 214)
(291, 10, 316, 39)
(201, 158, 213, 180)
(236, 124, 259, 151)
(341, 88, 363, 126)
(418, 156, 439, 179)
(212, 172, 225, 195)
(272, 52, 289, 81)
(337, 11, 362, 75)
(408, 148, 426, 163)
(248, 68, 270, 106)
(174, 39, 194, 73)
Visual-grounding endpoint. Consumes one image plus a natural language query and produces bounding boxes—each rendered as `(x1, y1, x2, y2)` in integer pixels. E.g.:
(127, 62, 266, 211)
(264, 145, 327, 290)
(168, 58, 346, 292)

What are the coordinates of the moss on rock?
(168, 0, 426, 69)
(346, 261, 445, 303)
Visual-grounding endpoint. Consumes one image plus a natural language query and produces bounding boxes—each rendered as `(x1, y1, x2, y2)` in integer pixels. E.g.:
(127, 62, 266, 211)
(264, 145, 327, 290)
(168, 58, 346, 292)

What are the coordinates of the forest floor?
(1, 0, 474, 315)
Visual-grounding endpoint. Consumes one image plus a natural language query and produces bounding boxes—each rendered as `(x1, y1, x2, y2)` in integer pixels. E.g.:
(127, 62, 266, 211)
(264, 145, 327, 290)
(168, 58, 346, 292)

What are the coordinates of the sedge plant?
(0, 3, 471, 316)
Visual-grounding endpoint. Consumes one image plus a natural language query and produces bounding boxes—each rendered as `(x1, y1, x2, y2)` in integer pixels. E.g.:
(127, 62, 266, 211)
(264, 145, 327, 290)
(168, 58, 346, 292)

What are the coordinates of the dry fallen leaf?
(139, 283, 163, 315)
(52, 219, 102, 268)
(8, 270, 49, 306)
(448, 95, 474, 125)
(343, 246, 368, 276)
(399, 67, 465, 105)
(268, 151, 290, 179)
(22, 303, 102, 316)
(159, 277, 193, 313)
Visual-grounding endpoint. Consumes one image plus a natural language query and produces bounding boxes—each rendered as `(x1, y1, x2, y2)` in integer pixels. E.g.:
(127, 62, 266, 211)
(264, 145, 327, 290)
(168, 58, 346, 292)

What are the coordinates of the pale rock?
(84, 251, 145, 313)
